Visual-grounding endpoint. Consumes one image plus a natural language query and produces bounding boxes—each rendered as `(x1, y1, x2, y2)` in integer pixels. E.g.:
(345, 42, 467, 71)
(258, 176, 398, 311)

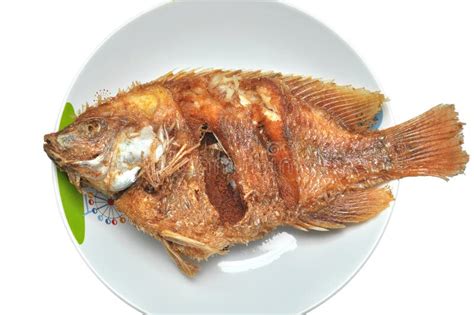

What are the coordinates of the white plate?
(52, 1, 397, 313)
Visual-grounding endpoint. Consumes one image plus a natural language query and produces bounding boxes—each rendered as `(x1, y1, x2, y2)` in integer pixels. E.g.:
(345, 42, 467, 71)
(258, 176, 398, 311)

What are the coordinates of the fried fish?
(44, 69, 468, 276)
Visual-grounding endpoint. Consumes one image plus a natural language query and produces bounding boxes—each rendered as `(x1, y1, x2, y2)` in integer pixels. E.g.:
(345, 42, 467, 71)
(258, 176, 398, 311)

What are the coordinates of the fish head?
(44, 116, 119, 165)
(44, 115, 162, 196)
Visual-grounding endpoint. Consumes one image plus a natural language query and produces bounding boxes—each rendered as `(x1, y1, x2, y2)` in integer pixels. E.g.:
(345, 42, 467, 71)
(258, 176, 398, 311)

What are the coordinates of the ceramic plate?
(52, 1, 396, 313)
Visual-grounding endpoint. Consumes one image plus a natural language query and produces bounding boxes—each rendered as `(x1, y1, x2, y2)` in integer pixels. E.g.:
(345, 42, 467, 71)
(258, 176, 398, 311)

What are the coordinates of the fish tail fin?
(383, 104, 469, 179)
(292, 187, 394, 231)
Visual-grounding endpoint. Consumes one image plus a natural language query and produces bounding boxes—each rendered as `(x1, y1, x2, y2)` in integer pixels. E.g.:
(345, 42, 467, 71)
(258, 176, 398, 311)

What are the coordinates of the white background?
(1, 0, 473, 314)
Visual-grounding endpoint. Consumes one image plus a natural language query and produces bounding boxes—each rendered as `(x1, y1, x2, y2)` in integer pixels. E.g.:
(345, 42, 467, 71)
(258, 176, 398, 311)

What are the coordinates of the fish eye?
(87, 121, 100, 133)
(82, 119, 105, 138)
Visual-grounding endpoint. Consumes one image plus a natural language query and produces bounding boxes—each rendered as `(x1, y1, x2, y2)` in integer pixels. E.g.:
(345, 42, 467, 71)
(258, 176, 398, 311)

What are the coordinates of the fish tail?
(383, 104, 469, 179)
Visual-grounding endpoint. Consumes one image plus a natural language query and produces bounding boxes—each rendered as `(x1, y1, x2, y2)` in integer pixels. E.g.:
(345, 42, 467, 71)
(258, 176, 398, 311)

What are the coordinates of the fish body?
(44, 69, 468, 276)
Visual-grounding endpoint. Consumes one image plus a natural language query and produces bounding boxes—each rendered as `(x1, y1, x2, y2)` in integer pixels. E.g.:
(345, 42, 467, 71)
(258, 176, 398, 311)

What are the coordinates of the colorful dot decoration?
(84, 189, 127, 226)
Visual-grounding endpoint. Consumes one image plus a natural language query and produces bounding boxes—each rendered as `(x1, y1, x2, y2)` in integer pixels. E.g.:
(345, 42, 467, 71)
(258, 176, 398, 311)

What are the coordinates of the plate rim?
(50, 1, 400, 313)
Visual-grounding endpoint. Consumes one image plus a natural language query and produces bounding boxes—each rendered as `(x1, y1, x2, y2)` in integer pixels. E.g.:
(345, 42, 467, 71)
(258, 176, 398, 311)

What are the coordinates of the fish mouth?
(44, 133, 67, 167)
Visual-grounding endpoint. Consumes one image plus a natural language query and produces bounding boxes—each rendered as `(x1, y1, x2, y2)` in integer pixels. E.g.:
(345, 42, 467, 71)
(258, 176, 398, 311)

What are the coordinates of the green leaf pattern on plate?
(57, 102, 85, 244)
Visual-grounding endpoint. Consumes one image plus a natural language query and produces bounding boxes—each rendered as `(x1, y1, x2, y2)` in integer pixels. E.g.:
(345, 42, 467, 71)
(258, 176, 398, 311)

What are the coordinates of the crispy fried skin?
(49, 70, 467, 276)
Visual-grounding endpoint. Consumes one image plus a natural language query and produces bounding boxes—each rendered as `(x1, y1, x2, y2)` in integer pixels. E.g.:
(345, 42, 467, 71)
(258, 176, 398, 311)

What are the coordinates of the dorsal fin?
(279, 75, 385, 132)
(156, 69, 385, 132)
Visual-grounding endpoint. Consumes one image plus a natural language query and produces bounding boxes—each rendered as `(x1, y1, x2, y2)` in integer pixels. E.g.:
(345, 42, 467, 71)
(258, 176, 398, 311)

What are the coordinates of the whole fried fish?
(44, 69, 468, 276)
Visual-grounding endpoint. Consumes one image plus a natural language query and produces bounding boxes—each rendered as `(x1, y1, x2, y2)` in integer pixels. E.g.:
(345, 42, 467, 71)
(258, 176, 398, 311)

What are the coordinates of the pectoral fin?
(160, 237, 199, 277)
(161, 230, 224, 256)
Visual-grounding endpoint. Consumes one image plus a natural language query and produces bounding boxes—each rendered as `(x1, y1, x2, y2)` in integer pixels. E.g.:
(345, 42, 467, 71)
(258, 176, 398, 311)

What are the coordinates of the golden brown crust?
(113, 85, 230, 266)
(242, 77, 300, 209)
(49, 70, 467, 277)
(164, 74, 288, 240)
